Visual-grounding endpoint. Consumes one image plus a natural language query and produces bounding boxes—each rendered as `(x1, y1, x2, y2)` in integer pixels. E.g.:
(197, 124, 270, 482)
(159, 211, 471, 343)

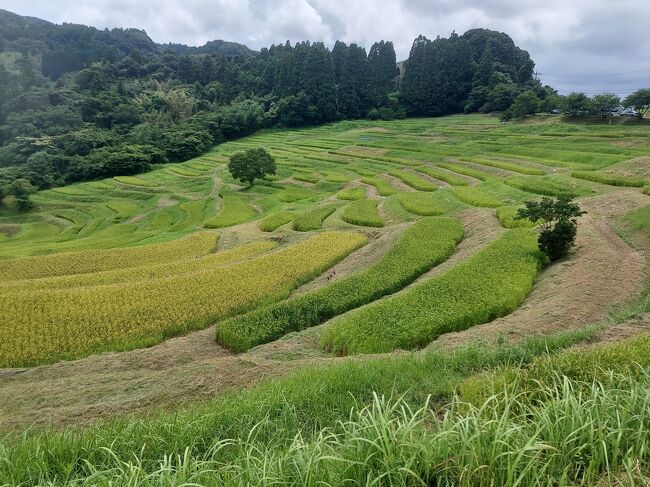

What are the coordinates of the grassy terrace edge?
(321, 228, 544, 355)
(216, 217, 464, 352)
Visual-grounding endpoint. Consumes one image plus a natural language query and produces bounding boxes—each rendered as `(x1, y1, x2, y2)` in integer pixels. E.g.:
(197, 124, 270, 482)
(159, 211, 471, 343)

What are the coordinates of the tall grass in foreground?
(7, 365, 649, 486)
(0, 329, 600, 486)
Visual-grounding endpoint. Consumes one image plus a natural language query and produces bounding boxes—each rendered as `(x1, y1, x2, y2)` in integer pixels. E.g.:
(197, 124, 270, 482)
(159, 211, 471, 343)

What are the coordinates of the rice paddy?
(2, 114, 650, 486)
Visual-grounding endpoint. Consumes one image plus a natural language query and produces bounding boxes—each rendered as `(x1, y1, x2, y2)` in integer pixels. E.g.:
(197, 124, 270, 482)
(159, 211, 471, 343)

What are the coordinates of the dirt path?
(431, 190, 647, 349)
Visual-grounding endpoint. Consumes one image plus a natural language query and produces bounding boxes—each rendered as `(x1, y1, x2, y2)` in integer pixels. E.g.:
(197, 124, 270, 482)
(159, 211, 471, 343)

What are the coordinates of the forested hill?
(0, 9, 548, 203)
(0, 9, 256, 79)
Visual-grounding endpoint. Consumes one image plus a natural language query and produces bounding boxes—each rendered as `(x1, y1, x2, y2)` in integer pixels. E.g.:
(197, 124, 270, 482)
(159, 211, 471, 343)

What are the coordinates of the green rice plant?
(113, 176, 159, 188)
(259, 211, 293, 231)
(0, 231, 219, 280)
(204, 193, 258, 228)
(277, 185, 318, 202)
(461, 157, 546, 175)
(451, 186, 504, 208)
(0, 232, 365, 366)
(166, 166, 204, 177)
(321, 171, 353, 183)
(292, 205, 337, 231)
(495, 206, 537, 228)
(106, 200, 142, 220)
(341, 199, 383, 227)
(336, 187, 366, 200)
(437, 163, 490, 181)
(571, 171, 646, 187)
(504, 176, 592, 197)
(216, 217, 463, 351)
(293, 173, 319, 183)
(397, 192, 445, 216)
(414, 166, 469, 186)
(644, 184, 650, 196)
(321, 229, 543, 355)
(360, 176, 398, 196)
(388, 170, 438, 191)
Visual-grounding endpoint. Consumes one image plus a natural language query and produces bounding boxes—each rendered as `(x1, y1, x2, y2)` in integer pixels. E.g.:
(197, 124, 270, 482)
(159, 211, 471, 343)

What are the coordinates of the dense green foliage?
(216, 217, 463, 351)
(515, 195, 584, 261)
(321, 229, 543, 354)
(0, 9, 544, 200)
(227, 148, 276, 186)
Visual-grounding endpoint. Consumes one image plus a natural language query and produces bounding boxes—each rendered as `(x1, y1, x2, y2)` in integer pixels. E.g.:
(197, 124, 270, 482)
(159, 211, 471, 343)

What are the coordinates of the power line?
(538, 67, 650, 78)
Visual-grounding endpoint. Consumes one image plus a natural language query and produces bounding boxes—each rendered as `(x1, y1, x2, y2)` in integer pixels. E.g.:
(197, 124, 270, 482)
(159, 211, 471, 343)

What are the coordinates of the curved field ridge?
(216, 217, 464, 352)
(397, 192, 445, 216)
(0, 231, 219, 280)
(292, 205, 337, 231)
(341, 199, 383, 227)
(321, 228, 543, 355)
(0, 231, 366, 367)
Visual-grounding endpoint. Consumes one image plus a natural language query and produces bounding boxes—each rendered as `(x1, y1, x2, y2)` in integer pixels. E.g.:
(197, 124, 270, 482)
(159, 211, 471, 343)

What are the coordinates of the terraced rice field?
(1, 113, 648, 372)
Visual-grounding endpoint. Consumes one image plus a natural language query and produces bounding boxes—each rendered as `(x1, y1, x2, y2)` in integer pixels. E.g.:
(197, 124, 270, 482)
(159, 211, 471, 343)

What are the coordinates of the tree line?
(0, 23, 542, 207)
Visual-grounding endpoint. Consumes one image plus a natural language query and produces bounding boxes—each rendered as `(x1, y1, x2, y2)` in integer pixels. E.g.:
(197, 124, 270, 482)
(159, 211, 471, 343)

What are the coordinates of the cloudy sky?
(4, 0, 650, 95)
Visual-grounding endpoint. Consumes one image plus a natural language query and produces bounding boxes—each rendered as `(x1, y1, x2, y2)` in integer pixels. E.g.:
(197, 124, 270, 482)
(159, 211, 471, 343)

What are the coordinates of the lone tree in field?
(515, 195, 585, 261)
(228, 148, 276, 187)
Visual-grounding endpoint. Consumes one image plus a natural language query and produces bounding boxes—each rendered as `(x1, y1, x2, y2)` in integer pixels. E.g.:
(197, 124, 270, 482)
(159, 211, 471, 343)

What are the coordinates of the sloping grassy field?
(1, 114, 649, 486)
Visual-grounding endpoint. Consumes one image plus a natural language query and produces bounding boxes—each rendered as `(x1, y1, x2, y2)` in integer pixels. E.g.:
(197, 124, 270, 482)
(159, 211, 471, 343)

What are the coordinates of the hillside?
(0, 9, 255, 79)
(1, 114, 649, 484)
(0, 9, 544, 205)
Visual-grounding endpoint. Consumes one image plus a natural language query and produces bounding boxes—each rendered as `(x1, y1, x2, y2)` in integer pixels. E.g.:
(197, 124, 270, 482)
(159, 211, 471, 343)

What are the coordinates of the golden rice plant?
(0, 231, 366, 366)
(0, 231, 219, 280)
(0, 241, 278, 293)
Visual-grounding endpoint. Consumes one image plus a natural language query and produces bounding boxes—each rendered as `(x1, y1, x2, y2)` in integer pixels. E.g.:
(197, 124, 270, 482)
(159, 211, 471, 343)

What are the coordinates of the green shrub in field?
(259, 211, 293, 231)
(437, 163, 490, 181)
(216, 217, 463, 351)
(321, 229, 543, 355)
(342, 199, 383, 227)
(571, 171, 646, 187)
(361, 176, 398, 196)
(336, 187, 366, 200)
(451, 186, 503, 208)
(415, 166, 469, 186)
(504, 176, 591, 197)
(205, 193, 258, 228)
(496, 206, 537, 228)
(461, 157, 546, 176)
(292, 205, 337, 231)
(389, 170, 438, 191)
(397, 192, 444, 216)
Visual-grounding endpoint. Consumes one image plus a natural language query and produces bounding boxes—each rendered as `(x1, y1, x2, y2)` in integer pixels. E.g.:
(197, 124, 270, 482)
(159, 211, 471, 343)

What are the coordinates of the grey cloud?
(2, 0, 649, 94)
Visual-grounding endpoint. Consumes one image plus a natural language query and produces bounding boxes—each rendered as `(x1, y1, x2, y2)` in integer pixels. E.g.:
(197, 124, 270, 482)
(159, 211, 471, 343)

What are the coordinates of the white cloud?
(3, 0, 649, 94)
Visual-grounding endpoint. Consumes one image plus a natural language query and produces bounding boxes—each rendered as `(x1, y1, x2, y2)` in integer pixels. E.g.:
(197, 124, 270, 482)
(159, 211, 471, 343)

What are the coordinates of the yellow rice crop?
(0, 231, 366, 366)
(0, 241, 278, 293)
(0, 231, 219, 280)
